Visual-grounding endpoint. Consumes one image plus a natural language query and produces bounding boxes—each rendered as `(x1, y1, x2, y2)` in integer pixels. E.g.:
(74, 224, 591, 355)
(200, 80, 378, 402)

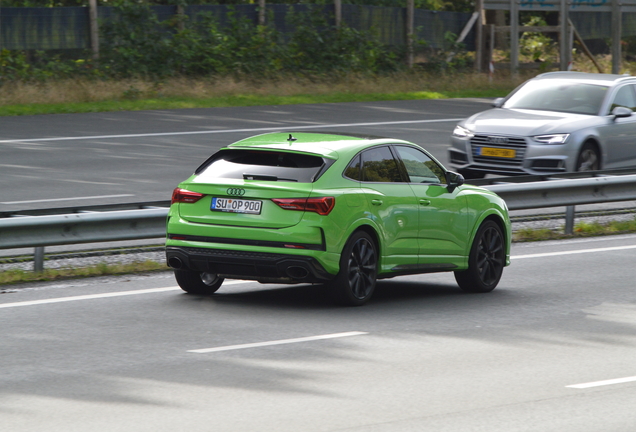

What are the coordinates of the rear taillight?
(172, 188, 205, 204)
(272, 197, 335, 215)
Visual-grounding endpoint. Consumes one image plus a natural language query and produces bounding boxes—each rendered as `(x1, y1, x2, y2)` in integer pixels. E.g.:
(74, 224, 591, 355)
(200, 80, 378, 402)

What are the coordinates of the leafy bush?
(418, 31, 472, 73)
(0, 50, 32, 81)
(283, 7, 400, 75)
(0, 49, 97, 82)
(97, 1, 405, 79)
(99, 0, 175, 77)
(1, 1, 407, 81)
(519, 15, 557, 63)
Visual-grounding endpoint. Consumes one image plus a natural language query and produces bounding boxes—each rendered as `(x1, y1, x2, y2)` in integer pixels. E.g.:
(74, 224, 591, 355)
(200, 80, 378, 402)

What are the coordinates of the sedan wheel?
(332, 232, 378, 306)
(174, 270, 224, 295)
(576, 143, 600, 171)
(454, 220, 505, 293)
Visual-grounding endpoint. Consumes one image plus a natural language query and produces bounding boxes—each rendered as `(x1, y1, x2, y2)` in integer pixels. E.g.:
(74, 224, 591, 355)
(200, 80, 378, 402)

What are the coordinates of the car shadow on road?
(178, 277, 494, 310)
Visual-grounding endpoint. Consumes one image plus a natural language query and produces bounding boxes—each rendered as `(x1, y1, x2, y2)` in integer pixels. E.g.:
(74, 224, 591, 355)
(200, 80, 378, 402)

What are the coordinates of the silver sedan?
(448, 72, 636, 178)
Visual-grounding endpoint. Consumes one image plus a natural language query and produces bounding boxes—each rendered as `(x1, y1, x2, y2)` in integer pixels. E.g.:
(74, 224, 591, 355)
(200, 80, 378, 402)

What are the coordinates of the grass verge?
(0, 90, 507, 116)
(0, 73, 523, 116)
(513, 217, 636, 242)
(0, 260, 167, 286)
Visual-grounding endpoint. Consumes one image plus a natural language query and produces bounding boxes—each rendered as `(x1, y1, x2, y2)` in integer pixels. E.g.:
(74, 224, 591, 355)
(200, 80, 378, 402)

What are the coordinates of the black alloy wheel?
(333, 231, 378, 306)
(455, 220, 505, 293)
(174, 270, 224, 295)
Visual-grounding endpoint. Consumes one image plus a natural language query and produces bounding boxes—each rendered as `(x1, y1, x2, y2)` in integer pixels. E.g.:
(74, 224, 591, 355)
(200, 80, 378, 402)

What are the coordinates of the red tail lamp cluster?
(172, 188, 204, 204)
(272, 197, 335, 215)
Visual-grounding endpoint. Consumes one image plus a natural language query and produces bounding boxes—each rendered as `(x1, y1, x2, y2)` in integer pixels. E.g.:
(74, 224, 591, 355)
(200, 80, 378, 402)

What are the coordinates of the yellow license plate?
(479, 147, 516, 158)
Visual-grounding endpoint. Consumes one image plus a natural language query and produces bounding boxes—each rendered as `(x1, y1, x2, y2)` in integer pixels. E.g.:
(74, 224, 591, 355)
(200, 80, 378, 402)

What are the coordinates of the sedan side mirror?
(492, 98, 505, 108)
(612, 106, 633, 119)
(446, 171, 465, 188)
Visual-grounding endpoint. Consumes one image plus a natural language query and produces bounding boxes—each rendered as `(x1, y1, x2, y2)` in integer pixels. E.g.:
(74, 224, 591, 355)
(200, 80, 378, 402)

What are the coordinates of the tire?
(575, 142, 600, 171)
(174, 270, 224, 295)
(332, 231, 378, 306)
(454, 220, 505, 293)
(457, 168, 486, 180)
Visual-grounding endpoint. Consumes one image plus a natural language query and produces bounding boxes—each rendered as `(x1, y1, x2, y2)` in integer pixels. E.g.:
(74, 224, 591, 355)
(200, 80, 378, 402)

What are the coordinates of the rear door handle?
(419, 199, 431, 206)
(371, 199, 383, 206)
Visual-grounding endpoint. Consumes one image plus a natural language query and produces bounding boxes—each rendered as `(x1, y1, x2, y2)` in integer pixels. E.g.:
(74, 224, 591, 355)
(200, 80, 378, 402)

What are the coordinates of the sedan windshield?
(503, 80, 608, 115)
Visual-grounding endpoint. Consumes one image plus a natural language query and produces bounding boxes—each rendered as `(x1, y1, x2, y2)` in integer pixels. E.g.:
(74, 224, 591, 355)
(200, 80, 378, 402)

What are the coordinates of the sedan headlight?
(533, 134, 570, 144)
(452, 125, 474, 139)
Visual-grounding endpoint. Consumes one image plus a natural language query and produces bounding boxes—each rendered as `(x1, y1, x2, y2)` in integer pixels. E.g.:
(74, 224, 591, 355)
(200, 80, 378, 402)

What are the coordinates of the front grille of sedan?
(470, 135, 527, 166)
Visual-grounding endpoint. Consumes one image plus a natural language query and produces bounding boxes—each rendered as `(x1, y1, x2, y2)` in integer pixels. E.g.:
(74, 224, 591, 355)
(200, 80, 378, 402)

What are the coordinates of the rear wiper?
(243, 173, 298, 182)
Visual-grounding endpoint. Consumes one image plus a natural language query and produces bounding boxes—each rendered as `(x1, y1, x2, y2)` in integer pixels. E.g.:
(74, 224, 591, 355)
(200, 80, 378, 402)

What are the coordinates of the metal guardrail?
(482, 174, 636, 210)
(483, 173, 636, 235)
(0, 200, 171, 219)
(2, 171, 636, 271)
(0, 206, 170, 272)
(0, 208, 168, 250)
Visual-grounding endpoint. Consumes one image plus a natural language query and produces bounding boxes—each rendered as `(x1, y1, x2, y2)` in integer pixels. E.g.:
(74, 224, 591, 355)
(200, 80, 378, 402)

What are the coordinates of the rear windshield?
(194, 149, 331, 183)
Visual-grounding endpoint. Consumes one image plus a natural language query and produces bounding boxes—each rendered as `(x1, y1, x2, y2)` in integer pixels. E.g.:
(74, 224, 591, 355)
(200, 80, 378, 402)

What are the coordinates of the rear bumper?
(166, 246, 335, 284)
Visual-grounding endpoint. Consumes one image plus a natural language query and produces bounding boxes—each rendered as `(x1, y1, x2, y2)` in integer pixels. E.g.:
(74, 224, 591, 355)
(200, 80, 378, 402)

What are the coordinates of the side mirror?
(492, 97, 505, 108)
(612, 106, 633, 119)
(446, 171, 465, 188)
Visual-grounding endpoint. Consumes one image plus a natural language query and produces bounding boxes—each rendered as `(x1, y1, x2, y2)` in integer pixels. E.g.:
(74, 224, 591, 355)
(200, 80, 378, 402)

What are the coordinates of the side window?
(344, 154, 361, 181)
(361, 146, 403, 183)
(610, 85, 636, 112)
(393, 145, 446, 184)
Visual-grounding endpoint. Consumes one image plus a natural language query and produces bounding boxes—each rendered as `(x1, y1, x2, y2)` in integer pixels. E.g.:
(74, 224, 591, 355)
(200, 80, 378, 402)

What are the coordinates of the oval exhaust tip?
(286, 266, 309, 280)
(168, 257, 183, 269)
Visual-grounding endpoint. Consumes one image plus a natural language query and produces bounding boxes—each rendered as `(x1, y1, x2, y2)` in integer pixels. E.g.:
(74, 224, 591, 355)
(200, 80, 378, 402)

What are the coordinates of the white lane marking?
(567, 376, 636, 389)
(0, 118, 463, 144)
(1, 194, 134, 205)
(0, 287, 180, 309)
(512, 245, 636, 260)
(188, 331, 369, 353)
(0, 280, 250, 309)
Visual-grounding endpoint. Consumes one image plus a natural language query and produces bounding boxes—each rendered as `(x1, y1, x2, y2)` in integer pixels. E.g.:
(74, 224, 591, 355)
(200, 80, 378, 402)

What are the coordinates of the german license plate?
(211, 197, 262, 214)
(479, 147, 516, 158)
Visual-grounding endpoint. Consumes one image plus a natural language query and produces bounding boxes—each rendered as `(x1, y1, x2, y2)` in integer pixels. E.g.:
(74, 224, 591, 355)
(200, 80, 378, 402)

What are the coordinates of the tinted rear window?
(195, 149, 330, 183)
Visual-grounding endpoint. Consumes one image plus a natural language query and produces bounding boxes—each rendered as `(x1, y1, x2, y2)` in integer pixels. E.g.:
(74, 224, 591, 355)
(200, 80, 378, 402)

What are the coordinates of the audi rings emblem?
(488, 136, 509, 145)
(226, 188, 246, 196)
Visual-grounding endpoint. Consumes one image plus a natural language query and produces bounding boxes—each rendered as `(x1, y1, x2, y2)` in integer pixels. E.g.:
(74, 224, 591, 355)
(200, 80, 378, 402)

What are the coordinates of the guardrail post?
(564, 205, 575, 235)
(34, 247, 45, 273)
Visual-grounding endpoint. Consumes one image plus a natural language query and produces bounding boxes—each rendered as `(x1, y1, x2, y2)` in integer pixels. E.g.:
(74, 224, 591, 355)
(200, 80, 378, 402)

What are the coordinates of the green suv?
(166, 132, 511, 305)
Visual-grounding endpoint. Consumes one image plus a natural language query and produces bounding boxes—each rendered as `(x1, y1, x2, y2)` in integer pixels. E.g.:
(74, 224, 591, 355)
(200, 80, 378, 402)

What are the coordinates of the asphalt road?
(2, 234, 636, 431)
(0, 99, 490, 213)
(2, 100, 636, 430)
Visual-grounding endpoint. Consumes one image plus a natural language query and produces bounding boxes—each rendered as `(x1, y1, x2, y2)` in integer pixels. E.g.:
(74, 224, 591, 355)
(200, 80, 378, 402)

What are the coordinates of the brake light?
(172, 188, 205, 204)
(272, 197, 335, 215)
